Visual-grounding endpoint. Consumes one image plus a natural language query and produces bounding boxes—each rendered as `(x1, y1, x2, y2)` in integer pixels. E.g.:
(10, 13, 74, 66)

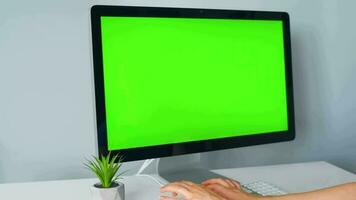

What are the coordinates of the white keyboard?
(242, 181, 287, 196)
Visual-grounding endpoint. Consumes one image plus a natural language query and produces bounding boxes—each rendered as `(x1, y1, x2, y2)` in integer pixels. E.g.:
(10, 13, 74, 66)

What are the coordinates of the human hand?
(160, 180, 227, 200)
(202, 178, 255, 200)
(202, 178, 241, 190)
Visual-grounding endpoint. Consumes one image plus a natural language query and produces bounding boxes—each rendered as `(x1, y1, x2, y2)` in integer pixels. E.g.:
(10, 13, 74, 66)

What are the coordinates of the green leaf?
(84, 152, 125, 188)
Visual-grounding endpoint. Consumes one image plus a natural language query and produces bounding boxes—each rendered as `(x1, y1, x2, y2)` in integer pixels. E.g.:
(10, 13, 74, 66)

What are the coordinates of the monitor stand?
(136, 154, 227, 184)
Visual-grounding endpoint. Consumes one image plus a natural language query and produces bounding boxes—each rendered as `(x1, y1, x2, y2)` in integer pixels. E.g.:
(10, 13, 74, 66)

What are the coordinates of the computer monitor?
(90, 6, 295, 164)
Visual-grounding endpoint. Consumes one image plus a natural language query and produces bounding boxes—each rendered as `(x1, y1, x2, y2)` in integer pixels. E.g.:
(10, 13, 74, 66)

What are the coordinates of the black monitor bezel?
(91, 5, 295, 161)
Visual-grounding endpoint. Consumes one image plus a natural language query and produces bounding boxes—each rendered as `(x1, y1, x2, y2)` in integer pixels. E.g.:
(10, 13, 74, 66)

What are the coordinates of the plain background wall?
(0, 0, 355, 183)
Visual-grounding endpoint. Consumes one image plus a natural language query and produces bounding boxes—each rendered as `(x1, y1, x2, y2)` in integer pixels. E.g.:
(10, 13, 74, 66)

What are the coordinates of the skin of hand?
(266, 182, 356, 200)
(160, 180, 227, 200)
(202, 178, 241, 190)
(202, 178, 257, 200)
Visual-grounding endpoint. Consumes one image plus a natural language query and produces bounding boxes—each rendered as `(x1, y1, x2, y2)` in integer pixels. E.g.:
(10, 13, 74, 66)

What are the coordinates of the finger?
(202, 178, 232, 188)
(229, 180, 241, 189)
(202, 178, 221, 184)
(160, 196, 175, 200)
(204, 178, 240, 189)
(160, 190, 178, 199)
(179, 181, 205, 193)
(162, 182, 191, 191)
(224, 179, 237, 188)
(172, 181, 194, 191)
(206, 184, 240, 200)
(161, 184, 188, 193)
(162, 191, 178, 197)
(226, 179, 241, 189)
(179, 180, 195, 186)
(202, 178, 227, 186)
(161, 183, 191, 198)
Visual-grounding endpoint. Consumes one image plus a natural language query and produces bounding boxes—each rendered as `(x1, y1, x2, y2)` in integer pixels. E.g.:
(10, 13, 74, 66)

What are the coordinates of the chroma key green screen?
(100, 17, 288, 151)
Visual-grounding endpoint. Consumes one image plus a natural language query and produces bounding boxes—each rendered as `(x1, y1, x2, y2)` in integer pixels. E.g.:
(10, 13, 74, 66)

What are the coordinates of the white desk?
(0, 162, 355, 200)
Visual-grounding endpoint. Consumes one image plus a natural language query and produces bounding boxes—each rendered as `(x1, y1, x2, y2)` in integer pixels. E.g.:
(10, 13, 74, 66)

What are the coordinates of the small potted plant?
(85, 152, 125, 200)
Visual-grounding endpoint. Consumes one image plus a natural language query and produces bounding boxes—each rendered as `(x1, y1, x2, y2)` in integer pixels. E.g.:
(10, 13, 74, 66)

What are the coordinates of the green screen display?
(100, 17, 288, 150)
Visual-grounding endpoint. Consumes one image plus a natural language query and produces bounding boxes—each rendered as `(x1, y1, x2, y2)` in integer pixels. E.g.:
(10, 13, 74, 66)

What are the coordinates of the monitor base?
(159, 167, 227, 183)
(136, 154, 227, 184)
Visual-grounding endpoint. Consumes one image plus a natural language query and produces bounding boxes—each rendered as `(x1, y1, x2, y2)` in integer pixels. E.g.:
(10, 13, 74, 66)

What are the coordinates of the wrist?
(245, 194, 276, 200)
(243, 193, 264, 200)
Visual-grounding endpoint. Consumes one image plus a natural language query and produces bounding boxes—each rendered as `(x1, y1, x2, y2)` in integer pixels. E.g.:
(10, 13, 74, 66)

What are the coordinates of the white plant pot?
(90, 182, 125, 200)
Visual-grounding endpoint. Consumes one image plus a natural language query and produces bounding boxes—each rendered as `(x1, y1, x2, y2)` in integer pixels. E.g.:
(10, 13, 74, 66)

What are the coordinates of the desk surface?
(213, 161, 356, 193)
(0, 161, 355, 200)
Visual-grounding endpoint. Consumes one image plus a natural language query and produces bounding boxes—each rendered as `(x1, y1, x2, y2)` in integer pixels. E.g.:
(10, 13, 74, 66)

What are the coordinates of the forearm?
(260, 183, 356, 200)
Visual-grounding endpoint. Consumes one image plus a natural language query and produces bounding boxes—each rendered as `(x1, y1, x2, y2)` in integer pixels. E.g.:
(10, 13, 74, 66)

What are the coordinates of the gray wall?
(0, 0, 355, 183)
(201, 0, 356, 173)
